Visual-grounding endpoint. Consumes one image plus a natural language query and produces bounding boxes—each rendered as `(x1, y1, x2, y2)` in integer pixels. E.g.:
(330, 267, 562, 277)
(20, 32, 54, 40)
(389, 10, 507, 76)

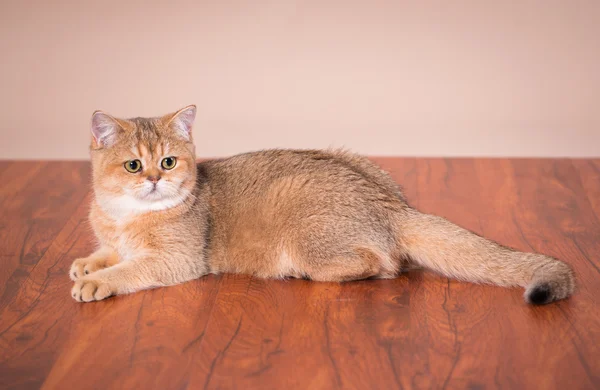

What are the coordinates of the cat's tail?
(398, 208, 575, 304)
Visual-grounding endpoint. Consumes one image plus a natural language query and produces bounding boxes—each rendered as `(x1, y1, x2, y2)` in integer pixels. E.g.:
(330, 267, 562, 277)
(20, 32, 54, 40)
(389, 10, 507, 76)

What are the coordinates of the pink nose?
(147, 176, 161, 184)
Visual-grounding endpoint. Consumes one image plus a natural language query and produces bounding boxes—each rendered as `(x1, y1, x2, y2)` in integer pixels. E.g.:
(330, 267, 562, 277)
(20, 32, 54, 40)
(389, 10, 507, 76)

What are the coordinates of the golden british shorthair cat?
(70, 105, 575, 305)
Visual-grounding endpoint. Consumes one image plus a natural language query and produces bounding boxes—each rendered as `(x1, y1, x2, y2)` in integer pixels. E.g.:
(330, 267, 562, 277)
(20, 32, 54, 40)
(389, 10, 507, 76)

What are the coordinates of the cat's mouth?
(141, 185, 165, 201)
(135, 180, 182, 204)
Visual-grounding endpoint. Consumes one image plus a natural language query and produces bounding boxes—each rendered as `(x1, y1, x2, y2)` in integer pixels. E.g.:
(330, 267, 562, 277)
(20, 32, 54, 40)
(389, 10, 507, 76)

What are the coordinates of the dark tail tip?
(525, 283, 553, 305)
(524, 260, 575, 305)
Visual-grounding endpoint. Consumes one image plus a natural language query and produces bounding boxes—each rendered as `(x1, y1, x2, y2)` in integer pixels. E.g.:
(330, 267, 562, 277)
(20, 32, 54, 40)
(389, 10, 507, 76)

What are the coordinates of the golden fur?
(70, 106, 575, 305)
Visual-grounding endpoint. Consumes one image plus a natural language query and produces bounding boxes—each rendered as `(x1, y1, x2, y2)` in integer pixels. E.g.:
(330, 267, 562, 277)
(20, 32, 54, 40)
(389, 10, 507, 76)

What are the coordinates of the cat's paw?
(71, 279, 115, 302)
(69, 257, 109, 281)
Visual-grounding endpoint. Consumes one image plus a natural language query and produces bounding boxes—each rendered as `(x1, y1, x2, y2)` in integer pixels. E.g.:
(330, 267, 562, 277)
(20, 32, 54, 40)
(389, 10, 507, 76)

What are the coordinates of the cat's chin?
(97, 190, 191, 219)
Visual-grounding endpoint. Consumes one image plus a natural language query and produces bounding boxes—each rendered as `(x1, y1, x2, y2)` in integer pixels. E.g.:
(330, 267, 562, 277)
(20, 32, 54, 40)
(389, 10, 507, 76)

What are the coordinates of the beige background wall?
(1, 0, 599, 159)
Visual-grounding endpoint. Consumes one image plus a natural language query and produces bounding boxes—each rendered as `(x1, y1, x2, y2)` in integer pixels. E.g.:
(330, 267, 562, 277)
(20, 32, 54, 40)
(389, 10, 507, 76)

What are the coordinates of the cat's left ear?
(165, 105, 196, 141)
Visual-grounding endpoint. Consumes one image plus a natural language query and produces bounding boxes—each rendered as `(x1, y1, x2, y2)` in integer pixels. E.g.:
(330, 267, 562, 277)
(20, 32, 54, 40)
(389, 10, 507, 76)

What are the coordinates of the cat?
(70, 105, 575, 305)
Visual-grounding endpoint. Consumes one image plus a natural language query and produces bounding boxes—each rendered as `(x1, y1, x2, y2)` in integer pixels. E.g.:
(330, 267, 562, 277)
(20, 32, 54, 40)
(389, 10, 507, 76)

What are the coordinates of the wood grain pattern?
(0, 158, 598, 390)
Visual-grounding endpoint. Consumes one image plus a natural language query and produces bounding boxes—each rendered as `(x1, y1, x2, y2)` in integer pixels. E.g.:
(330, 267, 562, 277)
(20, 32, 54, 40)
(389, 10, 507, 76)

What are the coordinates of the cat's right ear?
(91, 111, 120, 148)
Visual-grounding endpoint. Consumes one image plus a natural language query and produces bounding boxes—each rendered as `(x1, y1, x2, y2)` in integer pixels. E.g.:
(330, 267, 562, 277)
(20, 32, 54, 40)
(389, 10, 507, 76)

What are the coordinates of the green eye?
(124, 159, 142, 173)
(161, 157, 177, 170)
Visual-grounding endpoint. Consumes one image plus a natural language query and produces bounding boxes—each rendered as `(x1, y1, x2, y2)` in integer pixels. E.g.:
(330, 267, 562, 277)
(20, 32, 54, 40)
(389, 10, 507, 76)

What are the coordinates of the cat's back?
(199, 148, 405, 202)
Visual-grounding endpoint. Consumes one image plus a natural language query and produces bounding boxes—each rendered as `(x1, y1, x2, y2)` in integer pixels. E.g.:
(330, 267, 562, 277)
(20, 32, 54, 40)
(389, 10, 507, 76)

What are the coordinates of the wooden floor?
(0, 158, 599, 390)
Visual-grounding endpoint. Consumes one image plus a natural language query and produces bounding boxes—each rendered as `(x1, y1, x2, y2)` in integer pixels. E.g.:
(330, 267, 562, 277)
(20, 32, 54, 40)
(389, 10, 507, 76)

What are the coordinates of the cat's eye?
(124, 159, 142, 173)
(161, 157, 177, 170)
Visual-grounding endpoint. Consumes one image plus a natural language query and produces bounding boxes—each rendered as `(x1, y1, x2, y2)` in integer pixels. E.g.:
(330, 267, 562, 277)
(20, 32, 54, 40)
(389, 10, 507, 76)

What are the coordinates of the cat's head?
(89, 106, 198, 217)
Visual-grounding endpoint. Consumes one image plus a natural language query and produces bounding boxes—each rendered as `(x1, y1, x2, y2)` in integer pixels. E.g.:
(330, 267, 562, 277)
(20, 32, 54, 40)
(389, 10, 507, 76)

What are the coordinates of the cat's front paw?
(71, 279, 115, 302)
(69, 257, 109, 281)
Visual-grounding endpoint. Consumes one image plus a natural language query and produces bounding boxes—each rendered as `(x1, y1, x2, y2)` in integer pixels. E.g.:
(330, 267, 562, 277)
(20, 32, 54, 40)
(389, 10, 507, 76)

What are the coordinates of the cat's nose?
(147, 176, 161, 184)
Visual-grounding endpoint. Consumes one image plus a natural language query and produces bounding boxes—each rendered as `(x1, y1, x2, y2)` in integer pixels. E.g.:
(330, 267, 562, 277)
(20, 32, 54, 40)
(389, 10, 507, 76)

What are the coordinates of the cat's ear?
(91, 111, 121, 147)
(165, 105, 196, 141)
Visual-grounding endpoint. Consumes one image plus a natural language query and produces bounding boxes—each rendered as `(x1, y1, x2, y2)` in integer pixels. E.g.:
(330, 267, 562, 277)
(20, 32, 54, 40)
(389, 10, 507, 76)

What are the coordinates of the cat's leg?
(71, 255, 204, 302)
(304, 247, 393, 282)
(69, 246, 119, 281)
